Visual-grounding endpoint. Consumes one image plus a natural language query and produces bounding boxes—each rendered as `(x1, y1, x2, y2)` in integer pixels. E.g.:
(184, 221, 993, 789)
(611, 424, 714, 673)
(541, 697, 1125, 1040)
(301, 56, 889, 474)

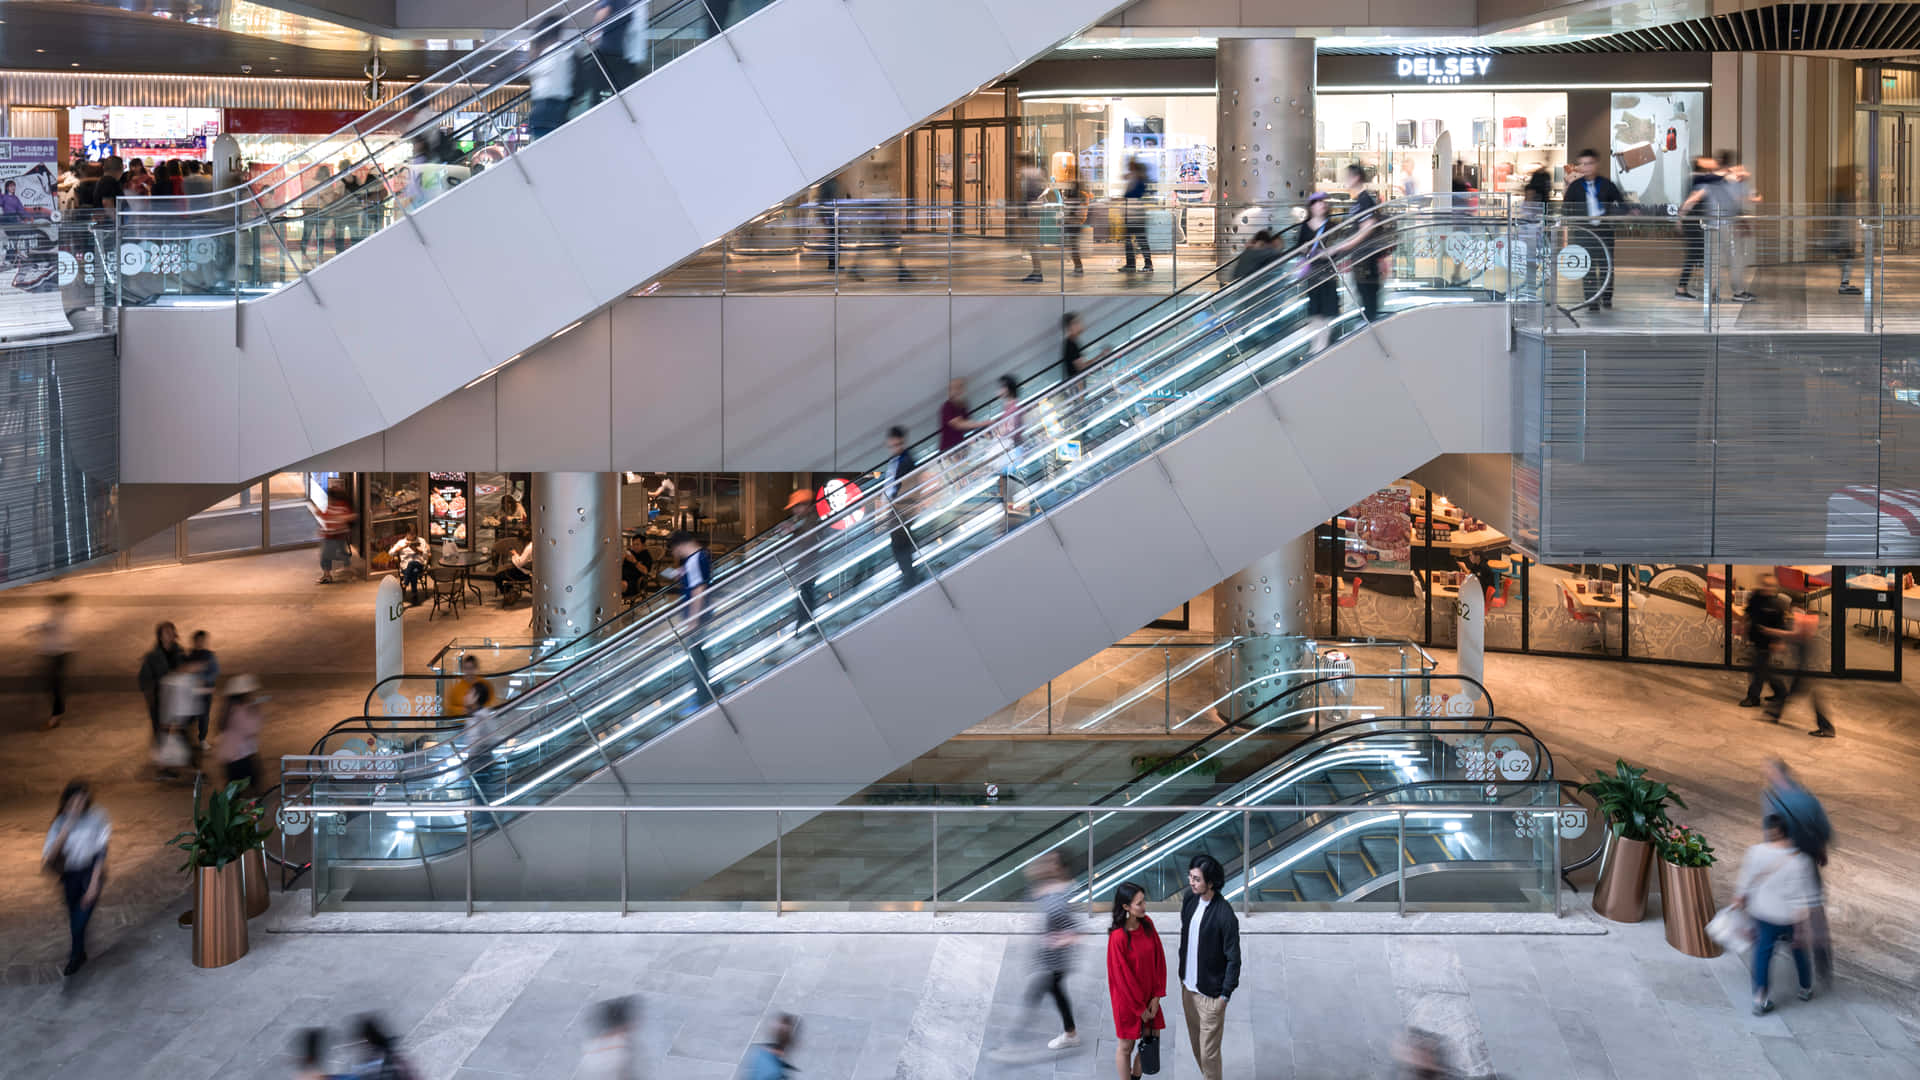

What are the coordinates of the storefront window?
(365, 473, 423, 571)
(470, 473, 529, 554)
(1315, 92, 1568, 199)
(185, 485, 263, 557)
(267, 471, 320, 546)
(1524, 562, 1626, 656)
(1625, 564, 1727, 664)
(1019, 95, 1215, 200)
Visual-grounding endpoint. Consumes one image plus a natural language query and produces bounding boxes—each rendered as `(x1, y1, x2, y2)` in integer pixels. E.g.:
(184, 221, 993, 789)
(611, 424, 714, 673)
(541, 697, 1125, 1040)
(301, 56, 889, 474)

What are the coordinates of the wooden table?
(1432, 527, 1509, 553)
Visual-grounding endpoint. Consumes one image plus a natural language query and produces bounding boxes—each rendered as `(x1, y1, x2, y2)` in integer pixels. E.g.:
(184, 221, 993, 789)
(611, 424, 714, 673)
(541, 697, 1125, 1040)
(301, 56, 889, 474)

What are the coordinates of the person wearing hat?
(217, 674, 267, 794)
(776, 488, 820, 635)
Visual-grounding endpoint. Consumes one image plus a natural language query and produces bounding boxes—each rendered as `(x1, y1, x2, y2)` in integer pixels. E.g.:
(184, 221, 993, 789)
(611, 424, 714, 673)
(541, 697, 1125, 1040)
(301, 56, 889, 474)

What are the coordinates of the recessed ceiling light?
(35, 48, 45, 53)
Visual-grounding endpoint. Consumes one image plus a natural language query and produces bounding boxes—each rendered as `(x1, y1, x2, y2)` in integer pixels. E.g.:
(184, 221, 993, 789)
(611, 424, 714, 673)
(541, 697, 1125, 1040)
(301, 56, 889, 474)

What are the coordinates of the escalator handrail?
(347, 200, 1511, 753)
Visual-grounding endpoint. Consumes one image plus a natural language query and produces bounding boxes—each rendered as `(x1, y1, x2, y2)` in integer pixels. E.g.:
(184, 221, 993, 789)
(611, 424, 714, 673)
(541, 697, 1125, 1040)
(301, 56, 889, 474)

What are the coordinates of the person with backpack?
(349, 1015, 418, 1080)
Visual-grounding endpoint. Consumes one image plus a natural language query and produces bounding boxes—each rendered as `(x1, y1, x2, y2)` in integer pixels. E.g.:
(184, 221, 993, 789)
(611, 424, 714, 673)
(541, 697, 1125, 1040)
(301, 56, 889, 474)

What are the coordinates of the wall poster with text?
(0, 140, 70, 339)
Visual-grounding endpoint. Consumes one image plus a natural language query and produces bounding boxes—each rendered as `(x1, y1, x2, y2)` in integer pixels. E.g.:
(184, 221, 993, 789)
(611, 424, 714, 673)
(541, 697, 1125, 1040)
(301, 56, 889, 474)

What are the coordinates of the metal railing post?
(1862, 219, 1881, 334)
(1395, 809, 1407, 917)
(1086, 810, 1097, 916)
(1551, 810, 1562, 918)
(1164, 647, 1172, 733)
(774, 809, 783, 918)
(1241, 808, 1252, 917)
(465, 808, 475, 916)
(931, 810, 940, 917)
(1046, 680, 1053, 735)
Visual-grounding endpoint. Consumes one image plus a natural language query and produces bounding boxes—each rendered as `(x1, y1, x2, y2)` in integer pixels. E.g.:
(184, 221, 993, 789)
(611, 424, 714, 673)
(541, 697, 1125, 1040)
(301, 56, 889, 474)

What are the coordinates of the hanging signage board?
(0, 140, 70, 339)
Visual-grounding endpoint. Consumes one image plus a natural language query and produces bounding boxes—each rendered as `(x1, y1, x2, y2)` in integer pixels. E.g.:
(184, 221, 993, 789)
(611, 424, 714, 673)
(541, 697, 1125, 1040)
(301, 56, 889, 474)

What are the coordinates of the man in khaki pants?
(1178, 854, 1240, 1080)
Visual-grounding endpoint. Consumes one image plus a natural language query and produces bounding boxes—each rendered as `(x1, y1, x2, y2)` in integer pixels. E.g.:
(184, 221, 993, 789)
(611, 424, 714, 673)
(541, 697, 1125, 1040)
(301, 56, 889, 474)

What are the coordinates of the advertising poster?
(1347, 482, 1415, 574)
(0, 139, 70, 339)
(1609, 92, 1703, 209)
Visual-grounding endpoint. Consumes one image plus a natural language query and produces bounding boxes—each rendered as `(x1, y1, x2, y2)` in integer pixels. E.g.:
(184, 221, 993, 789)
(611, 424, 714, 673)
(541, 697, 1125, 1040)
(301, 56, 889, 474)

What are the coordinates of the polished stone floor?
(2, 899, 1916, 1080)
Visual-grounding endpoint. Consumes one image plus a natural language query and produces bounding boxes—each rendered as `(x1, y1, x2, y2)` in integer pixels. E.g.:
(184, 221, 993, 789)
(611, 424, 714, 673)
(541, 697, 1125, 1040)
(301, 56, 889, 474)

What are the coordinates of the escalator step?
(1326, 850, 1376, 891)
(1409, 832, 1457, 862)
(1257, 885, 1302, 903)
(1294, 867, 1339, 902)
(1328, 774, 1369, 800)
(1359, 834, 1409, 869)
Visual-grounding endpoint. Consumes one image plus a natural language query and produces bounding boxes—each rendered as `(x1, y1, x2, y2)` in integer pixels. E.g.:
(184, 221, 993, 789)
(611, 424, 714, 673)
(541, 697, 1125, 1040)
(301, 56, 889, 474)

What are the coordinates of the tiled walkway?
(2, 902, 1915, 1079)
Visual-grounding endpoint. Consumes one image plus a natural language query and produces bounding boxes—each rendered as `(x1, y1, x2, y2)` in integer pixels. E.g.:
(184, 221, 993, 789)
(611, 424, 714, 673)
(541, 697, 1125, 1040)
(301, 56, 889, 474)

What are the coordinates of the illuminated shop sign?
(1396, 56, 1493, 85)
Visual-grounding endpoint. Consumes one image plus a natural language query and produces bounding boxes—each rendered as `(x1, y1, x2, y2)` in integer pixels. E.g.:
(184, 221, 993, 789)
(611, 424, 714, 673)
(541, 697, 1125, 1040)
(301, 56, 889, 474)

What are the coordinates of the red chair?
(1704, 587, 1725, 621)
(1562, 585, 1604, 650)
(1338, 577, 1361, 608)
(1486, 580, 1509, 609)
(1774, 566, 1808, 594)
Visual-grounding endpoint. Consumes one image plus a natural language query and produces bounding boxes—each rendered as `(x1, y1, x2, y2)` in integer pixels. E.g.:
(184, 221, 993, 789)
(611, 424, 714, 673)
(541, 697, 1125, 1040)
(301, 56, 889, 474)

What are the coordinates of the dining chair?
(428, 566, 465, 622)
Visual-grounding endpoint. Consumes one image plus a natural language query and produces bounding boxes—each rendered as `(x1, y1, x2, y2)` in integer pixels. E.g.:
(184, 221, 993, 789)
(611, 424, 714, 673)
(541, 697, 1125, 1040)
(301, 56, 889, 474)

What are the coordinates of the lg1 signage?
(1396, 56, 1493, 85)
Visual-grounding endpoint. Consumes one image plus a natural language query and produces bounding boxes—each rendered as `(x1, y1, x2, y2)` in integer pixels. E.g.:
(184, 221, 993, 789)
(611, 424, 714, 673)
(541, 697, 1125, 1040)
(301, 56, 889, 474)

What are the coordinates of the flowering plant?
(1654, 823, 1716, 868)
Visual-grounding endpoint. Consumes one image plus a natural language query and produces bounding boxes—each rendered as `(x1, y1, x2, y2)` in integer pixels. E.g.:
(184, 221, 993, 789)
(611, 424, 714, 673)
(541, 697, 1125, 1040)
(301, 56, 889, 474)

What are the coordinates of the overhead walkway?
(113, 0, 1126, 484)
(280, 207, 1524, 907)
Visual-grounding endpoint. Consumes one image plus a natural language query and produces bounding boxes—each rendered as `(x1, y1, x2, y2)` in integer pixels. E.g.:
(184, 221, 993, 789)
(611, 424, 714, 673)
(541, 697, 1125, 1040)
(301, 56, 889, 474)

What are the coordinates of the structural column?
(1213, 533, 1316, 724)
(1216, 38, 1316, 211)
(531, 472, 620, 639)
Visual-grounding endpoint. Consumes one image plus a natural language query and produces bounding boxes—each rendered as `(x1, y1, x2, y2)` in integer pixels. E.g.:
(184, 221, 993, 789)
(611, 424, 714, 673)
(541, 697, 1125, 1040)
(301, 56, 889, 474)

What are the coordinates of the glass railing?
(114, 0, 773, 304)
(284, 199, 1527, 860)
(297, 791, 1572, 914)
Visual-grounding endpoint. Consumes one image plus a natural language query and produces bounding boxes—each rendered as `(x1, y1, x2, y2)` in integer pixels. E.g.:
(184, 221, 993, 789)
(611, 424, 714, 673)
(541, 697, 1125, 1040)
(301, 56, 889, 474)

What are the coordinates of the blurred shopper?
(1178, 854, 1239, 1080)
(991, 374, 1027, 515)
(1826, 166, 1863, 295)
(73, 163, 102, 210)
(1116, 158, 1153, 274)
(744, 1013, 799, 1080)
(293, 1029, 330, 1080)
(124, 159, 151, 198)
(351, 1016, 419, 1080)
(1675, 155, 1723, 299)
(1562, 150, 1623, 309)
(35, 593, 72, 730)
(156, 653, 209, 779)
(1763, 758, 1834, 987)
(578, 996, 639, 1080)
(669, 530, 714, 710)
(1738, 574, 1791, 709)
(1106, 882, 1165, 1080)
(317, 484, 356, 584)
(302, 162, 339, 261)
(186, 629, 219, 751)
(1735, 813, 1819, 1014)
(389, 524, 430, 604)
(218, 674, 267, 794)
(528, 19, 577, 140)
(1061, 164, 1087, 275)
(94, 156, 124, 214)
(940, 377, 991, 453)
(1771, 605, 1835, 736)
(1024, 851, 1080, 1050)
(1718, 151, 1758, 302)
(450, 654, 495, 718)
(1060, 312, 1088, 384)
(42, 779, 108, 976)
(1017, 153, 1048, 283)
(182, 160, 212, 197)
(774, 490, 817, 632)
(137, 620, 183, 740)
(1392, 1027, 1459, 1079)
(875, 426, 923, 593)
(1291, 195, 1339, 348)
(620, 532, 655, 603)
(1335, 163, 1389, 321)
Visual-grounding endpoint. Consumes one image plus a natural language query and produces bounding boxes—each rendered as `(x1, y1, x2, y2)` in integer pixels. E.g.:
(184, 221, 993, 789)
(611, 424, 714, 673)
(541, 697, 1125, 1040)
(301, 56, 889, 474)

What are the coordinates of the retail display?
(428, 472, 470, 547)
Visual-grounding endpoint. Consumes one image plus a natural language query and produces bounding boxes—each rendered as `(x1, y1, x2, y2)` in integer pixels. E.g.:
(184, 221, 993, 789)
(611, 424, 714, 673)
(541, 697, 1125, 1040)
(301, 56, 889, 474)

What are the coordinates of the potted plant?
(1580, 759, 1686, 923)
(171, 780, 273, 968)
(1654, 823, 1720, 958)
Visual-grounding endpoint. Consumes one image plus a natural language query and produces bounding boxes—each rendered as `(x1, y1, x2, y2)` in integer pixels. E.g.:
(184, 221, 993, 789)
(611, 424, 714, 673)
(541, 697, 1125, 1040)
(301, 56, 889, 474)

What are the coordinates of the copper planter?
(1658, 859, 1722, 958)
(240, 847, 271, 919)
(191, 863, 249, 968)
(1591, 834, 1653, 923)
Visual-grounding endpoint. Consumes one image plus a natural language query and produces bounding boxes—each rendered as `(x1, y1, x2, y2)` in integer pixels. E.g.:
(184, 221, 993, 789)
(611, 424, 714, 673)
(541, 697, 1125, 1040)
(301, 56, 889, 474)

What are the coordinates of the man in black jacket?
(875, 426, 923, 594)
(1563, 149, 1625, 309)
(1178, 853, 1240, 1080)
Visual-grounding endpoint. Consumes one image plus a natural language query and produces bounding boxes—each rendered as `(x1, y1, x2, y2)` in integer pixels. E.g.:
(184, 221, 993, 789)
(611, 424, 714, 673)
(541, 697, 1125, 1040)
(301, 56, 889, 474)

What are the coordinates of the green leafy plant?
(1654, 823, 1716, 868)
(171, 780, 273, 871)
(1578, 759, 1686, 843)
(1131, 752, 1226, 779)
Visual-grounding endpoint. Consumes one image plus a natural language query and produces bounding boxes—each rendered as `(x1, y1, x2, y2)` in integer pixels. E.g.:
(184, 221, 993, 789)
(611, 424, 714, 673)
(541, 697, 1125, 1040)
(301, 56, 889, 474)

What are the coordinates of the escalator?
(116, 0, 1131, 484)
(283, 199, 1531, 907)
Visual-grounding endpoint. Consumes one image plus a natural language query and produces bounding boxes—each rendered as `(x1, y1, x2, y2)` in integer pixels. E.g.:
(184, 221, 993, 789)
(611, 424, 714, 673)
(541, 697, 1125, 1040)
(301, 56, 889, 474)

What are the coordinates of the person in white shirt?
(577, 997, 638, 1080)
(1177, 854, 1239, 1080)
(1735, 814, 1820, 1014)
(43, 780, 109, 975)
(527, 20, 577, 138)
(156, 656, 210, 779)
(388, 524, 430, 604)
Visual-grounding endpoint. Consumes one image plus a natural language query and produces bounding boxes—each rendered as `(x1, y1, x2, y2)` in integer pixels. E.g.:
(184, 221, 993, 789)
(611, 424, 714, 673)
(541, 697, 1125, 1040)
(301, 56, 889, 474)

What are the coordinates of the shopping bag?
(152, 730, 192, 768)
(1706, 906, 1756, 958)
(1135, 1031, 1161, 1075)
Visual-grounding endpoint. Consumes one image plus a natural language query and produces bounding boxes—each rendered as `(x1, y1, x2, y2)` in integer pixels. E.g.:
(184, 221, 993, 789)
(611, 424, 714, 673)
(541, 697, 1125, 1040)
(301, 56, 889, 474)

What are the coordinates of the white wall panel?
(980, 0, 1118, 63)
(731, 0, 910, 183)
(610, 297, 724, 469)
(292, 431, 385, 473)
(844, 0, 1015, 121)
(940, 522, 1111, 700)
(1159, 396, 1332, 576)
(950, 293, 1064, 390)
(236, 328, 312, 478)
(412, 158, 596, 366)
(314, 228, 486, 425)
(724, 647, 897, 783)
(629, 41, 806, 242)
(834, 585, 1004, 761)
(521, 102, 701, 308)
(1051, 459, 1222, 636)
(382, 381, 497, 472)
(833, 294, 950, 469)
(119, 307, 239, 483)
(1374, 304, 1499, 453)
(495, 310, 612, 469)
(253, 288, 372, 458)
(721, 297, 836, 470)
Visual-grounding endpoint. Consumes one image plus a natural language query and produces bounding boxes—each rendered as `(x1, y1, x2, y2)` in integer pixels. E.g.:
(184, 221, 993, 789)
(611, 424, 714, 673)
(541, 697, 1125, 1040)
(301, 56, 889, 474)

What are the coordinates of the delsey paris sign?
(1396, 56, 1493, 85)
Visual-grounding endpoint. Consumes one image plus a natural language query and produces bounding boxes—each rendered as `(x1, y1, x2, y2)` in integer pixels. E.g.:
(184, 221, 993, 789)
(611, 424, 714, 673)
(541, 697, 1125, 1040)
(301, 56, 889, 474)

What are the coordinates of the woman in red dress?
(1106, 881, 1166, 1080)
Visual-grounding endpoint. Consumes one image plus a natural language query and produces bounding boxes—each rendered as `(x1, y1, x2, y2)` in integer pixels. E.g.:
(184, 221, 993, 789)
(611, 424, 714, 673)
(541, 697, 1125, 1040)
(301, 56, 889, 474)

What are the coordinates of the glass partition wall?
(1318, 478, 1911, 680)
